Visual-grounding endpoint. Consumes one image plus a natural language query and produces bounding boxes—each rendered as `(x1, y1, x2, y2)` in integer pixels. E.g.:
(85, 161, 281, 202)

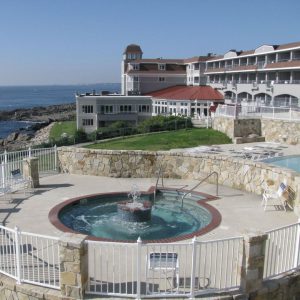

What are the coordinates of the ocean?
(0, 83, 121, 139)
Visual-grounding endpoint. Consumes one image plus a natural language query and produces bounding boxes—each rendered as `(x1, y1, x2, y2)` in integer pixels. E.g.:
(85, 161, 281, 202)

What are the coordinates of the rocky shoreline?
(0, 103, 76, 122)
(0, 103, 76, 152)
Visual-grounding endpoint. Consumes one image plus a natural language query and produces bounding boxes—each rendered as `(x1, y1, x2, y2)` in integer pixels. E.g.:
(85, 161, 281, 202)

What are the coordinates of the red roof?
(145, 86, 224, 101)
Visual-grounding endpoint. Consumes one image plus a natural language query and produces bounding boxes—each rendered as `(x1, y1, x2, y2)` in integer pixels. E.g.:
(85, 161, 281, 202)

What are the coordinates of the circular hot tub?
(49, 188, 221, 242)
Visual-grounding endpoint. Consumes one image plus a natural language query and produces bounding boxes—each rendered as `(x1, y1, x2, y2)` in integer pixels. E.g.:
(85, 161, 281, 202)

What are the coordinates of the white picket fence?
(0, 225, 60, 289)
(86, 236, 244, 298)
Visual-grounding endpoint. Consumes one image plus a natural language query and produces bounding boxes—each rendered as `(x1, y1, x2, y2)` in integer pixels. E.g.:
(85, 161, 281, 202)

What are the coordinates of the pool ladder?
(181, 171, 219, 208)
(154, 164, 164, 203)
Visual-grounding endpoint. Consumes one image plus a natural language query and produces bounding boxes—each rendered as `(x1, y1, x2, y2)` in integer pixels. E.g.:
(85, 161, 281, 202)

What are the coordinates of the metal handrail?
(181, 171, 219, 208)
(154, 164, 164, 202)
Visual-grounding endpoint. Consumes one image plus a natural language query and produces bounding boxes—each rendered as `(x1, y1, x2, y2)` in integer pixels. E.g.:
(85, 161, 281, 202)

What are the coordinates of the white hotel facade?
(77, 41, 300, 132)
(122, 42, 300, 107)
(205, 41, 300, 107)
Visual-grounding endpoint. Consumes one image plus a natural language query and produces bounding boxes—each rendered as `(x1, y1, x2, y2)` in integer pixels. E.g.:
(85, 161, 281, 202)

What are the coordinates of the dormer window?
(132, 63, 139, 70)
(158, 64, 166, 71)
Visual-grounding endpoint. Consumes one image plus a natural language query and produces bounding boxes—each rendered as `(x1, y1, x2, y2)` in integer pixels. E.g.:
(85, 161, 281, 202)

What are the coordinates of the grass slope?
(49, 121, 76, 140)
(86, 128, 231, 151)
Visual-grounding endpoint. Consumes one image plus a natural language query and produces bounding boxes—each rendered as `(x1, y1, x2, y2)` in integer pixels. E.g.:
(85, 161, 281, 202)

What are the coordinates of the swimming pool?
(263, 155, 300, 173)
(49, 188, 221, 242)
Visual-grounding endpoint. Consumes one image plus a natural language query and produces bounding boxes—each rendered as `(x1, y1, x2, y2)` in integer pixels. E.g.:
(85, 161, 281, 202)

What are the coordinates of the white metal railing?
(215, 104, 300, 121)
(0, 226, 20, 281)
(0, 225, 60, 289)
(0, 146, 57, 191)
(264, 222, 300, 279)
(19, 230, 60, 289)
(86, 236, 243, 298)
(0, 221, 299, 297)
(0, 146, 57, 174)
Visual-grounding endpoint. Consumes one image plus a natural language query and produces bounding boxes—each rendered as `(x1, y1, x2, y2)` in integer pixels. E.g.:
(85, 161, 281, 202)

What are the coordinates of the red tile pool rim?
(48, 186, 221, 243)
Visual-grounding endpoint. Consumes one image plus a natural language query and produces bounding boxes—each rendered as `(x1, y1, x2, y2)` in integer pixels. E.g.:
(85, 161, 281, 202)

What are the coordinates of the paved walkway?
(0, 173, 297, 240)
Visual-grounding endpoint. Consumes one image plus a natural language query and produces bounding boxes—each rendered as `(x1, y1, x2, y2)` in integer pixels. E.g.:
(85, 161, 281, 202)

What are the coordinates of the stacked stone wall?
(57, 147, 300, 210)
(261, 119, 300, 145)
(213, 116, 300, 145)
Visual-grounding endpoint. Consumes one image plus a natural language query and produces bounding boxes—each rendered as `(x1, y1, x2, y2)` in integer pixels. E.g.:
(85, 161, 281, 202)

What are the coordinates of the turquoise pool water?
(59, 190, 213, 241)
(264, 155, 300, 173)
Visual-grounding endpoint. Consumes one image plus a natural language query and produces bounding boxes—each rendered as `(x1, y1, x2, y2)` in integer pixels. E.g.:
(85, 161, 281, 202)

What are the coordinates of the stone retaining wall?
(261, 119, 300, 145)
(212, 117, 261, 140)
(57, 147, 300, 211)
(213, 116, 300, 145)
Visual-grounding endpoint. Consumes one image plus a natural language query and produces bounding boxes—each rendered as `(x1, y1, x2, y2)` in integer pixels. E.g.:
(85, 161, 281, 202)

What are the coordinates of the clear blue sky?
(0, 0, 299, 86)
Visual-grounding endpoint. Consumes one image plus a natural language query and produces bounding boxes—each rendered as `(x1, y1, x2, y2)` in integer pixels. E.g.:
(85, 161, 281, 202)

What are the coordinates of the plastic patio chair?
(146, 252, 179, 294)
(9, 169, 34, 195)
(262, 181, 288, 211)
(0, 184, 12, 202)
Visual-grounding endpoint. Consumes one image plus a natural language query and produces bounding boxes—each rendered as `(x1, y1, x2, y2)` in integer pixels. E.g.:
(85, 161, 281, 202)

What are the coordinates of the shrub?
(74, 128, 87, 143)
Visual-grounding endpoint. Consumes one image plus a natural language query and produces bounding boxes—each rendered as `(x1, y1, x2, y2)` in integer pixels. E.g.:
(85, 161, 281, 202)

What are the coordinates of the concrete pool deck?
(0, 173, 297, 241)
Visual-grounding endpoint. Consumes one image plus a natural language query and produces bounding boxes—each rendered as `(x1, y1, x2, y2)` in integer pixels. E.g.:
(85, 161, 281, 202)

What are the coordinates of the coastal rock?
(6, 132, 19, 142)
(17, 133, 34, 141)
(0, 102, 75, 152)
(0, 103, 75, 122)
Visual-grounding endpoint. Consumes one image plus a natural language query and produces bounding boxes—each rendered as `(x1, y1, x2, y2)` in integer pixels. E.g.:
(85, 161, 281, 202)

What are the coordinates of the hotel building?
(121, 44, 209, 95)
(76, 94, 152, 133)
(122, 42, 300, 108)
(121, 44, 223, 118)
(78, 41, 300, 132)
(205, 41, 300, 107)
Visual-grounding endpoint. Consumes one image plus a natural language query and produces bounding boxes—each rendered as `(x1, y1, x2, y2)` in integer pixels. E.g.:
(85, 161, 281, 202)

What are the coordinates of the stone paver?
(0, 173, 297, 240)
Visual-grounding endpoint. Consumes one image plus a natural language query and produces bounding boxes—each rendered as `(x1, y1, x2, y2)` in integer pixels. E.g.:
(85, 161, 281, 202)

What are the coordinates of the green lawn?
(85, 128, 231, 151)
(50, 121, 76, 140)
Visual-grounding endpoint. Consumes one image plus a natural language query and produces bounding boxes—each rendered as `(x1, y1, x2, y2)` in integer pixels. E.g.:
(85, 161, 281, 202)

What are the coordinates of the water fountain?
(117, 184, 152, 222)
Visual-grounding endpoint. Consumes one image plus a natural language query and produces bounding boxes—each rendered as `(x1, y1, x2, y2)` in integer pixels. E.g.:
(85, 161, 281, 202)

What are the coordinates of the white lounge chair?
(9, 169, 33, 195)
(146, 252, 179, 293)
(0, 184, 12, 202)
(262, 181, 288, 211)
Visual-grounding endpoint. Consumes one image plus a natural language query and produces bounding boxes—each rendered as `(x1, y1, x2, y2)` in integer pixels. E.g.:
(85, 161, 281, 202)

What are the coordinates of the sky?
(0, 0, 299, 86)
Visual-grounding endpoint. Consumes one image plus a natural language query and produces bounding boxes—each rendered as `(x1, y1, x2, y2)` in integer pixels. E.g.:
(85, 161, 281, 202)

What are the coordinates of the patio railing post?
(59, 233, 88, 299)
(136, 237, 142, 299)
(14, 226, 22, 284)
(54, 145, 57, 171)
(4, 150, 7, 164)
(293, 219, 300, 268)
(190, 236, 197, 298)
(241, 232, 267, 294)
(1, 162, 5, 187)
(28, 146, 32, 158)
(290, 107, 292, 120)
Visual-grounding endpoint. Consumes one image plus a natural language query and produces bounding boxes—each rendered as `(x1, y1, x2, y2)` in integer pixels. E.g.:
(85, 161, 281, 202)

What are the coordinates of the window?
(82, 105, 93, 113)
(194, 63, 200, 70)
(139, 105, 148, 112)
(158, 77, 165, 82)
(120, 105, 132, 112)
(158, 64, 166, 70)
(82, 119, 93, 126)
(132, 64, 139, 70)
(133, 76, 139, 82)
(105, 105, 113, 113)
